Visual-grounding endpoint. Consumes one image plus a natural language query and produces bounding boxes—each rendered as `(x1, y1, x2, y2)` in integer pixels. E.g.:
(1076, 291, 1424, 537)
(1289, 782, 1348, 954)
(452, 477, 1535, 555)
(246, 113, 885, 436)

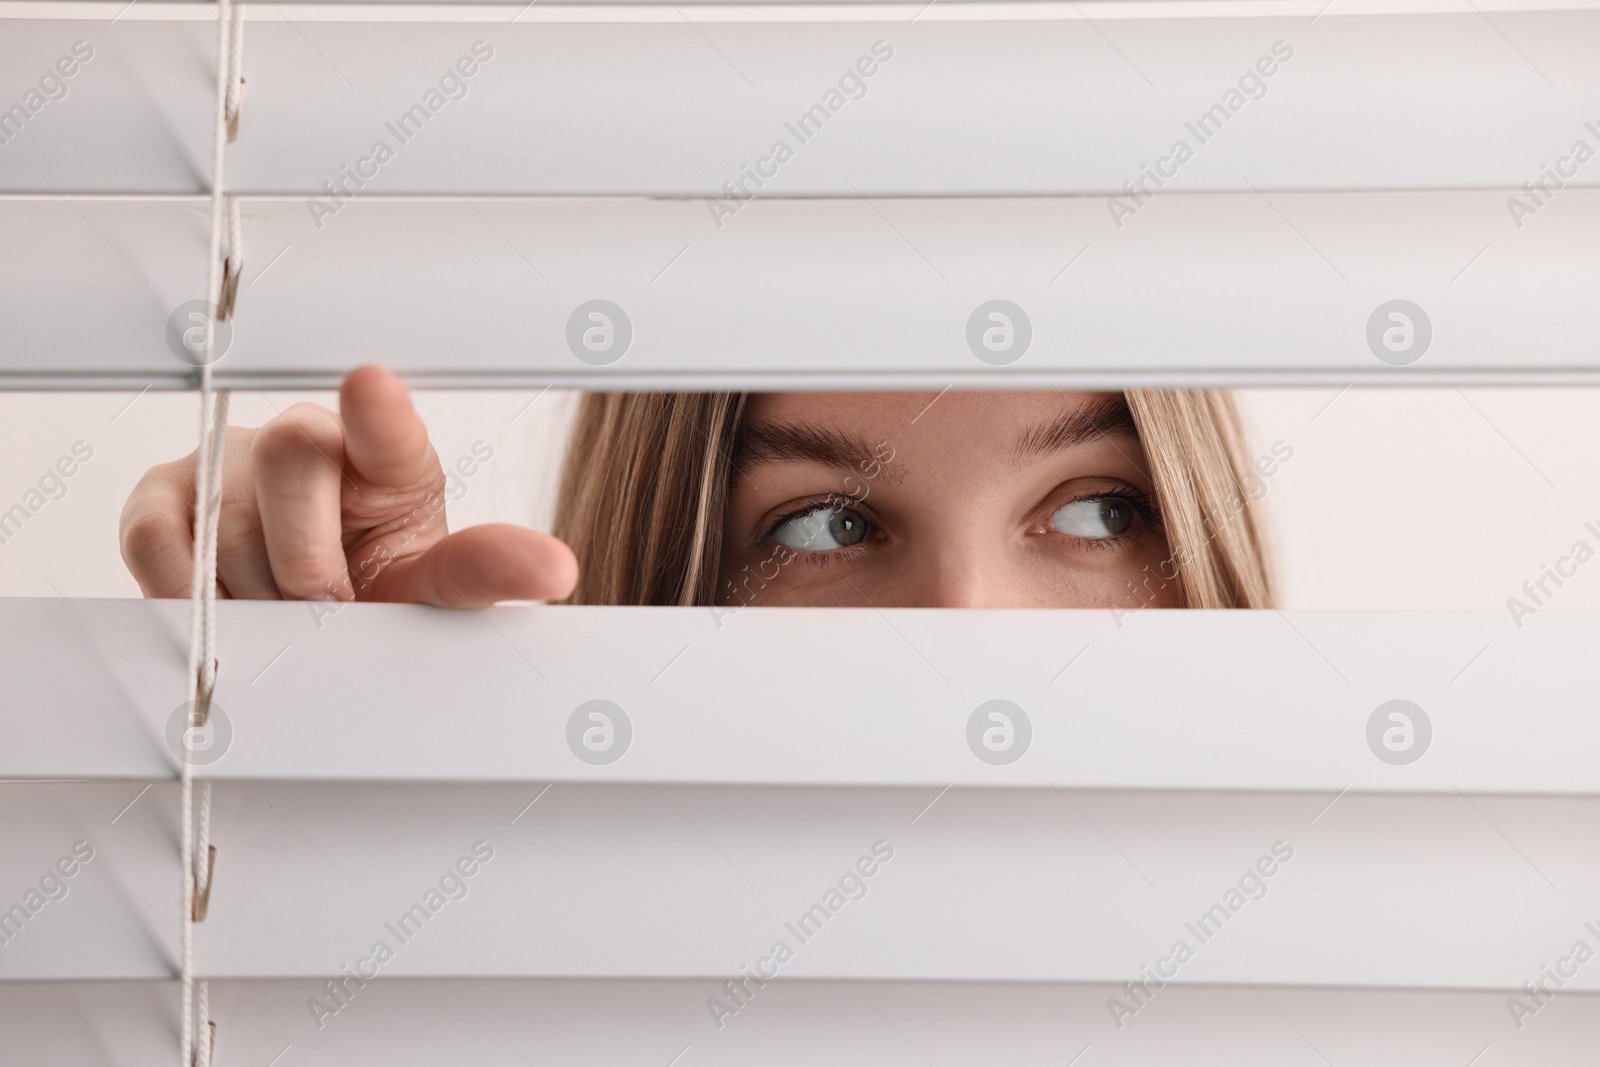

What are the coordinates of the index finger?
(338, 364, 438, 488)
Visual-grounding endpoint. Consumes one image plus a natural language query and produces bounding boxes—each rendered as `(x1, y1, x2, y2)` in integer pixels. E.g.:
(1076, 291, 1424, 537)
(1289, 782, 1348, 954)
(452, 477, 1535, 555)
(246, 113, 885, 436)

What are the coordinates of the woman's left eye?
(1050, 497, 1136, 540)
(771, 505, 870, 552)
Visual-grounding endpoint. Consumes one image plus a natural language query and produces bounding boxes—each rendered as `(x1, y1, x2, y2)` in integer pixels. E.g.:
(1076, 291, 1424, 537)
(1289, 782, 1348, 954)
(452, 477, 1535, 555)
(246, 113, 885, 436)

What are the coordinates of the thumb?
(374, 524, 579, 607)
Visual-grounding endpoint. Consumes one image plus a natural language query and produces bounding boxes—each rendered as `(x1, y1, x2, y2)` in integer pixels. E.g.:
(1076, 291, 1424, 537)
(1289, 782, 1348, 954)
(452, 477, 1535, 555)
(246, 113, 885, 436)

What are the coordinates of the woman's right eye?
(772, 506, 870, 552)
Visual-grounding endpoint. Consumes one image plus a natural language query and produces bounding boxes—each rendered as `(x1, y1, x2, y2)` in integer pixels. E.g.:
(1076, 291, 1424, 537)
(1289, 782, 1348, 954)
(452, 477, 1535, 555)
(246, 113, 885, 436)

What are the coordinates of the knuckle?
(137, 454, 197, 494)
(253, 404, 343, 476)
(119, 505, 187, 572)
(121, 461, 192, 553)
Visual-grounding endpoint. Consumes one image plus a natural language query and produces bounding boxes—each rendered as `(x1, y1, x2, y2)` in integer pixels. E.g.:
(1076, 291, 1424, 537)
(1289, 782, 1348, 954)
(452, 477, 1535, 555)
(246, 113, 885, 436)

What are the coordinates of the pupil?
(829, 508, 867, 546)
(1099, 499, 1133, 535)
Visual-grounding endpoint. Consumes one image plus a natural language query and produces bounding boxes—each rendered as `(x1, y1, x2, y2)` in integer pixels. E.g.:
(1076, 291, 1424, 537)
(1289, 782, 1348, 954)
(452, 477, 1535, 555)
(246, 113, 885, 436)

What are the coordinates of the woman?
(120, 366, 1272, 611)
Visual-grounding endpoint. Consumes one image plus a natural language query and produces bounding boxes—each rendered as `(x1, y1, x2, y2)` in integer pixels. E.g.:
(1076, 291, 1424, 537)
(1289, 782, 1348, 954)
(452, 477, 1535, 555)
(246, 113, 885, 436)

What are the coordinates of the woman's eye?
(1050, 497, 1135, 539)
(772, 506, 870, 551)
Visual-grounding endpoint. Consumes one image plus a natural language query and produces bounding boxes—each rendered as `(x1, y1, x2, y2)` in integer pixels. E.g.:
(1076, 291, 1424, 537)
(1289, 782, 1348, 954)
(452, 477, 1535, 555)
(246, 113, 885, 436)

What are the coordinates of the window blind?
(4, 1, 1598, 1063)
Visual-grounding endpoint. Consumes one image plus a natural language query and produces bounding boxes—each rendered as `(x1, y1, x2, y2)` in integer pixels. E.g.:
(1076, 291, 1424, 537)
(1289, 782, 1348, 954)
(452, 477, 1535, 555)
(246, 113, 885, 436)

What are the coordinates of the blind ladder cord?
(184, 1, 243, 1063)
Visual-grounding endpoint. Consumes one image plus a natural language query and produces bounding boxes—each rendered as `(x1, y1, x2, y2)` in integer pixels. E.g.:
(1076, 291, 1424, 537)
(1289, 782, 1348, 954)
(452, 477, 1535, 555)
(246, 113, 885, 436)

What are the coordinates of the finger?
(212, 426, 280, 600)
(121, 431, 280, 600)
(252, 402, 353, 600)
(339, 364, 438, 490)
(374, 524, 579, 607)
(120, 459, 197, 599)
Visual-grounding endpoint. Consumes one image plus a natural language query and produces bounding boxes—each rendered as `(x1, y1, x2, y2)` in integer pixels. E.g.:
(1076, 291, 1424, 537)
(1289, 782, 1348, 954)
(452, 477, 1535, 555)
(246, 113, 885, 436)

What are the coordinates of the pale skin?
(121, 366, 1180, 610)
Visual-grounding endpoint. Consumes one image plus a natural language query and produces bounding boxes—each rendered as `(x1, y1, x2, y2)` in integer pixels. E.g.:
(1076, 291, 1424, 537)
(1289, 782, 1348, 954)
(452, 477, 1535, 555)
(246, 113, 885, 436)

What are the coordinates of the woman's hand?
(119, 365, 578, 606)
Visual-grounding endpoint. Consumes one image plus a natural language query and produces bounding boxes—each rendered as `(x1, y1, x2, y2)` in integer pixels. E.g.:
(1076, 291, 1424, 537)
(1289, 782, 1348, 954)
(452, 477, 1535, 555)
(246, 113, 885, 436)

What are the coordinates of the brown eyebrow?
(734, 420, 883, 472)
(735, 395, 1138, 474)
(1011, 395, 1138, 465)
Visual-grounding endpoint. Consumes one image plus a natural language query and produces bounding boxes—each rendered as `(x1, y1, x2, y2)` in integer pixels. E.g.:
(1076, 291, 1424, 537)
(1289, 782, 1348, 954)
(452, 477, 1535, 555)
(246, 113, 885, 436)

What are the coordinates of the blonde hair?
(554, 392, 746, 606)
(1124, 390, 1273, 608)
(554, 390, 1271, 608)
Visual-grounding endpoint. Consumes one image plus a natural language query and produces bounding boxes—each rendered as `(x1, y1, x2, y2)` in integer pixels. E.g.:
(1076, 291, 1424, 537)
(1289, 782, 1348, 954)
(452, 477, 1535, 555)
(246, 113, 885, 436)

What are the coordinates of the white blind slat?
(1, 195, 1597, 389)
(1, 598, 1594, 791)
(3, 7, 1597, 195)
(7, 977, 1596, 1067)
(2, 780, 1596, 987)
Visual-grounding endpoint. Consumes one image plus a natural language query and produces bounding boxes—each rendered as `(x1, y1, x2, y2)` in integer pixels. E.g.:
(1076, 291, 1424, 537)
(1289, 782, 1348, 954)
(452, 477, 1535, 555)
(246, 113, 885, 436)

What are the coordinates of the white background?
(0, 387, 1596, 611)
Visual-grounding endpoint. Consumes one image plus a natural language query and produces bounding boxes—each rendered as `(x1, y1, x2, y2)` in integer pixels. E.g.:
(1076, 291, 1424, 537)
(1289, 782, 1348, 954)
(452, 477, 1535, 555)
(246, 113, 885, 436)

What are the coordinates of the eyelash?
(755, 486, 1163, 563)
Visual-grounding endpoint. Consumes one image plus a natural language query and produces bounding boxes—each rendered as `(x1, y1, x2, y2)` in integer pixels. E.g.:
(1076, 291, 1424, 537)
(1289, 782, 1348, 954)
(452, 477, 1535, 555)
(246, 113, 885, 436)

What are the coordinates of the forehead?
(741, 390, 1122, 430)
